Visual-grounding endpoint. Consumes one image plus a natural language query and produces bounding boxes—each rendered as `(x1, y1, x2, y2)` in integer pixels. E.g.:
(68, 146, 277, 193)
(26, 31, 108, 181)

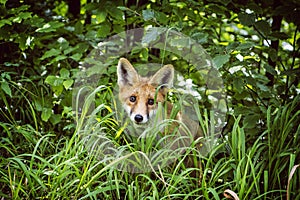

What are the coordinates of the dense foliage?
(0, 0, 299, 199)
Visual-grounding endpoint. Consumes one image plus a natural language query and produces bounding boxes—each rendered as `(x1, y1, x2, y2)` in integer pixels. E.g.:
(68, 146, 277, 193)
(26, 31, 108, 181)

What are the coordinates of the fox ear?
(117, 58, 139, 87)
(150, 64, 174, 89)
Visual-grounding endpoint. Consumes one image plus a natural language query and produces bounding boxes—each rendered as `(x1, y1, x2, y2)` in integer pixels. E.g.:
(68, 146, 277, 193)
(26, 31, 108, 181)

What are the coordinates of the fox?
(116, 58, 205, 176)
(117, 58, 201, 140)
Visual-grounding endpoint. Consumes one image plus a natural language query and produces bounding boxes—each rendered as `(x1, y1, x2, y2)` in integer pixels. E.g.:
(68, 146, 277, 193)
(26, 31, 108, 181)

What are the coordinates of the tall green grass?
(1, 85, 299, 199)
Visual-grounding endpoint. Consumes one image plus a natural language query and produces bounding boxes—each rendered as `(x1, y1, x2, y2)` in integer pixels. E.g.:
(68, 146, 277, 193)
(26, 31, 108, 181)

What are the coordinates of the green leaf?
(41, 49, 61, 60)
(45, 75, 56, 86)
(96, 11, 107, 23)
(36, 21, 64, 33)
(45, 75, 63, 87)
(117, 6, 128, 11)
(0, 19, 12, 28)
(238, 13, 256, 26)
(70, 53, 82, 61)
(141, 48, 148, 61)
(254, 20, 271, 36)
(74, 21, 83, 34)
(3, 62, 19, 67)
(34, 100, 43, 112)
(8, 5, 29, 14)
(0, 0, 7, 5)
(63, 46, 79, 55)
(233, 78, 244, 93)
(63, 79, 74, 90)
(12, 12, 32, 23)
(41, 108, 52, 122)
(264, 64, 277, 76)
(107, 6, 123, 20)
(192, 32, 209, 44)
(256, 82, 269, 92)
(62, 106, 73, 118)
(243, 114, 260, 129)
(236, 42, 255, 51)
(1, 82, 12, 97)
(142, 28, 163, 44)
(213, 54, 230, 69)
(131, 46, 141, 55)
(142, 9, 155, 21)
(155, 11, 168, 24)
(2, 72, 11, 80)
(53, 55, 67, 62)
(268, 48, 277, 62)
(97, 23, 110, 38)
(142, 9, 167, 24)
(74, 43, 89, 54)
(50, 114, 61, 125)
(233, 90, 248, 100)
(17, 33, 29, 51)
(60, 68, 70, 78)
(52, 85, 64, 96)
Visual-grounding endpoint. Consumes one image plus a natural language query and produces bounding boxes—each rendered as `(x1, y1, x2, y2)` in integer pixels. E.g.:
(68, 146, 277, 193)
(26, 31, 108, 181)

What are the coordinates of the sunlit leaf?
(97, 23, 110, 38)
(70, 53, 82, 61)
(96, 11, 107, 23)
(0, 19, 12, 28)
(60, 68, 70, 78)
(213, 54, 230, 69)
(52, 85, 64, 96)
(1, 82, 12, 97)
(117, 6, 128, 11)
(41, 107, 52, 122)
(45, 75, 63, 87)
(41, 49, 61, 60)
(0, 0, 7, 5)
(53, 55, 67, 62)
(63, 79, 74, 90)
(36, 21, 64, 33)
(142, 9, 155, 21)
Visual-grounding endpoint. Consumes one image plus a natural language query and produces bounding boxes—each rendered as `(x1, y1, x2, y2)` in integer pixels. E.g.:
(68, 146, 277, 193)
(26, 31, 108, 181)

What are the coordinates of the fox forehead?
(119, 83, 165, 103)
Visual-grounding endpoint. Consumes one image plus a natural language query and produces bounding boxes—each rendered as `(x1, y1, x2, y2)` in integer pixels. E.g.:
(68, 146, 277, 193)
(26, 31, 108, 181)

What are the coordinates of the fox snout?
(134, 114, 144, 123)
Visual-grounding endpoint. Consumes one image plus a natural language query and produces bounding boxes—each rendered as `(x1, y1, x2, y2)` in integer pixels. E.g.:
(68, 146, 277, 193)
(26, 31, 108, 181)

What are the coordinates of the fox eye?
(129, 96, 136, 102)
(148, 98, 154, 105)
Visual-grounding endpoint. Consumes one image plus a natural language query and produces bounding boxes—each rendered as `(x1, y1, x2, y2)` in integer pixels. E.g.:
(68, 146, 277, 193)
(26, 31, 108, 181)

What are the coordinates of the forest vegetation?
(0, 0, 299, 199)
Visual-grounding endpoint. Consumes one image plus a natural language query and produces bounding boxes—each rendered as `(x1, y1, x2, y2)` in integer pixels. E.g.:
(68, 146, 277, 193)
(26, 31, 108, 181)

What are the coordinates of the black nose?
(134, 114, 143, 123)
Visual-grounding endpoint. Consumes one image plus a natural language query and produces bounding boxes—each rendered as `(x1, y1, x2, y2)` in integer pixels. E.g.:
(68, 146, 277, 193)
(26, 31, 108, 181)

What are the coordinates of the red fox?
(117, 58, 201, 140)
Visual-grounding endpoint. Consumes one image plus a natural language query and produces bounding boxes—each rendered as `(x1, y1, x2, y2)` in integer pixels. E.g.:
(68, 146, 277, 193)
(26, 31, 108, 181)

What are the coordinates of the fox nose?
(134, 114, 143, 123)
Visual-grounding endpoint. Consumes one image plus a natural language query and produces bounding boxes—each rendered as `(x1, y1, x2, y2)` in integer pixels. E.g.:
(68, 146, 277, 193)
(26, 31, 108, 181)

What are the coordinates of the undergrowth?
(1, 85, 299, 199)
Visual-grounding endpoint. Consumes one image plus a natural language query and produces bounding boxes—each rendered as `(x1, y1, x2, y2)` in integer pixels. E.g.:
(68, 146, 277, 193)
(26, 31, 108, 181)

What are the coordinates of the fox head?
(117, 58, 174, 125)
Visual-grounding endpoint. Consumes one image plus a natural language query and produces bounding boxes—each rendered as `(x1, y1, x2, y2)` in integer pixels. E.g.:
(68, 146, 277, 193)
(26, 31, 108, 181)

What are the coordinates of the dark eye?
(148, 98, 154, 105)
(129, 96, 136, 102)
